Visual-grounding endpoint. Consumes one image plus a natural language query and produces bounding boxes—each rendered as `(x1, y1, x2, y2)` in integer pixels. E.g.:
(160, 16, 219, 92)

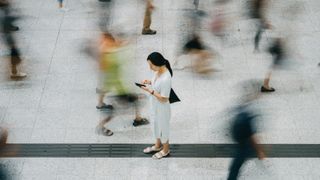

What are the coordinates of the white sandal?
(143, 145, 162, 154)
(152, 150, 170, 159)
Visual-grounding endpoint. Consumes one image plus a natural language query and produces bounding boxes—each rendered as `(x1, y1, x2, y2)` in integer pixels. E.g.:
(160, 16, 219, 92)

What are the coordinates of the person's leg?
(96, 92, 113, 109)
(96, 74, 113, 109)
(58, 0, 63, 8)
(5, 33, 26, 78)
(254, 21, 264, 51)
(0, 128, 8, 147)
(155, 138, 162, 148)
(134, 101, 143, 120)
(97, 94, 105, 107)
(132, 99, 149, 126)
(58, 0, 69, 11)
(152, 139, 170, 159)
(132, 107, 149, 126)
(227, 157, 245, 180)
(143, 1, 151, 31)
(162, 141, 170, 153)
(261, 70, 275, 92)
(227, 149, 247, 180)
(96, 115, 114, 136)
(11, 57, 19, 75)
(263, 71, 272, 88)
(142, 8, 152, 31)
(142, 0, 156, 34)
(97, 115, 112, 128)
(193, 0, 199, 10)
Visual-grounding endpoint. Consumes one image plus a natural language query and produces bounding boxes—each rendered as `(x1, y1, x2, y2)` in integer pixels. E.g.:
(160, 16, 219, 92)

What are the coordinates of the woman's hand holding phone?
(135, 80, 152, 93)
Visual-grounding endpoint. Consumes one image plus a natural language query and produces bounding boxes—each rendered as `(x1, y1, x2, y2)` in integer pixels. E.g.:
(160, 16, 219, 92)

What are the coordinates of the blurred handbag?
(169, 89, 180, 104)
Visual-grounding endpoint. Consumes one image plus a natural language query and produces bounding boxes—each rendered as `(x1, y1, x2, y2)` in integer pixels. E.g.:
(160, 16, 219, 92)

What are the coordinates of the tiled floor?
(0, 0, 320, 179)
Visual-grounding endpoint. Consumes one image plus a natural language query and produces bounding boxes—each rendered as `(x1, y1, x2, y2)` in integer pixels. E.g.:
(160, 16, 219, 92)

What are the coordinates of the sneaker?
(96, 103, 114, 110)
(133, 118, 149, 127)
(10, 72, 27, 79)
(142, 29, 157, 35)
(9, 25, 19, 31)
(261, 86, 275, 92)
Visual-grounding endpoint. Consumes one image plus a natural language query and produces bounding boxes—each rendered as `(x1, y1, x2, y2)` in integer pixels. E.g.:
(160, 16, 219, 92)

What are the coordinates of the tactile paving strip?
(0, 144, 319, 158)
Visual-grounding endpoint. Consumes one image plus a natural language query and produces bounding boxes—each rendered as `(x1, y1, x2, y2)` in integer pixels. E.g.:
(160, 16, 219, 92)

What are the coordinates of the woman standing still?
(139, 52, 172, 159)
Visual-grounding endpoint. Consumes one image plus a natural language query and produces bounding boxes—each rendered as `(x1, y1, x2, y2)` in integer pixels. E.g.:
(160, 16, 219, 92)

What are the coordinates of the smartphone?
(135, 83, 146, 88)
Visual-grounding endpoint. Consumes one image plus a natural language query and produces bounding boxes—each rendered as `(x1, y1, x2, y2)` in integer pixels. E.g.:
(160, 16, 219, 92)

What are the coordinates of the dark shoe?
(9, 25, 19, 31)
(133, 118, 149, 127)
(96, 103, 114, 110)
(261, 86, 275, 92)
(142, 29, 157, 35)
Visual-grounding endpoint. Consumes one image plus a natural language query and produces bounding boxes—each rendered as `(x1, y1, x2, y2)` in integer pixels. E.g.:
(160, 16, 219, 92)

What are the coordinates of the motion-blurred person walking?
(96, 32, 149, 136)
(173, 7, 217, 75)
(228, 80, 265, 180)
(182, 35, 216, 74)
(0, 0, 27, 79)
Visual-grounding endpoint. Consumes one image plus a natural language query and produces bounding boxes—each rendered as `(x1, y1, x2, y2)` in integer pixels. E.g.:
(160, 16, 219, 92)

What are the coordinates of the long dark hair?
(147, 52, 173, 77)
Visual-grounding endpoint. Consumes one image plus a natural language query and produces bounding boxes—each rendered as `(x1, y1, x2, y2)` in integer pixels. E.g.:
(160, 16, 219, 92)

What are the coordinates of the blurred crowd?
(0, 0, 316, 179)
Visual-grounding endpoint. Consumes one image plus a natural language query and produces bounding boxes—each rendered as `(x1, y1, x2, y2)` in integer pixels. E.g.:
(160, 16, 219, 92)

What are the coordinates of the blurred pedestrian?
(228, 80, 265, 180)
(96, 32, 149, 136)
(142, 0, 156, 35)
(96, 32, 123, 110)
(174, 34, 216, 74)
(0, 0, 27, 79)
(139, 52, 172, 159)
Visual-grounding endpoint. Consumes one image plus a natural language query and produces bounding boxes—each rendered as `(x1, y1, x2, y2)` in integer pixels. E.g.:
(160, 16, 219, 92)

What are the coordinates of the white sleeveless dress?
(150, 70, 171, 142)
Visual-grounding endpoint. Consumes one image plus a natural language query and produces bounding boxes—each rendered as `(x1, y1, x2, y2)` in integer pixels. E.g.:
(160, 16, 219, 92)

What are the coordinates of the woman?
(96, 32, 148, 136)
(139, 52, 172, 159)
